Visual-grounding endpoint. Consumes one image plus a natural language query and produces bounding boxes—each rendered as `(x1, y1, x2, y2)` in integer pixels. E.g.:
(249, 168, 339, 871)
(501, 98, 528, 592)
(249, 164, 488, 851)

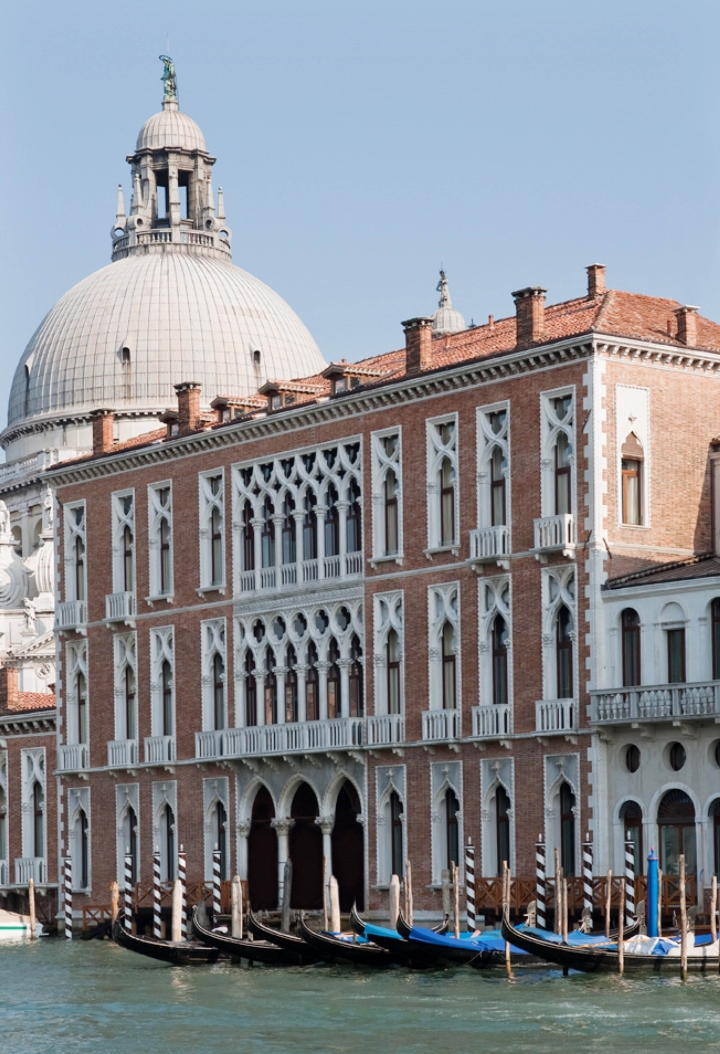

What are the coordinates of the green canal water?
(3, 941, 720, 1054)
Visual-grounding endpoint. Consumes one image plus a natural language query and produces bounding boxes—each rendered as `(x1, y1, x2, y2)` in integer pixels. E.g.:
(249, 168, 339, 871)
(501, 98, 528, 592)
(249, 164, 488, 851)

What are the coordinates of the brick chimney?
(402, 317, 434, 375)
(512, 287, 547, 349)
(586, 263, 606, 298)
(0, 667, 19, 714)
(675, 305, 700, 347)
(174, 382, 202, 435)
(90, 408, 115, 455)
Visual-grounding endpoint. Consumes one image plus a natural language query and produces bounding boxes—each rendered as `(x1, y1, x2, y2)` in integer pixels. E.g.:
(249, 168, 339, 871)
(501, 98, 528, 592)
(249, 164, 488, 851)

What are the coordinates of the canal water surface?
(3, 940, 720, 1054)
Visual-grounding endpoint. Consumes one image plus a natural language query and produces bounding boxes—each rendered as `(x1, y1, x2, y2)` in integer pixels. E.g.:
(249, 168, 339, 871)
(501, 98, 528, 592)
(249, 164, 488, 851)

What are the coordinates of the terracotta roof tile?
(7, 692, 55, 713)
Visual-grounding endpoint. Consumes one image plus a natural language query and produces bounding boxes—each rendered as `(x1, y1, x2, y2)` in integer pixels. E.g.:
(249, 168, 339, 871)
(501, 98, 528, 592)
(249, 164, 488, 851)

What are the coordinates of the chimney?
(675, 305, 700, 347)
(0, 667, 19, 714)
(90, 408, 115, 455)
(586, 263, 606, 298)
(174, 381, 202, 435)
(402, 317, 434, 375)
(512, 287, 547, 349)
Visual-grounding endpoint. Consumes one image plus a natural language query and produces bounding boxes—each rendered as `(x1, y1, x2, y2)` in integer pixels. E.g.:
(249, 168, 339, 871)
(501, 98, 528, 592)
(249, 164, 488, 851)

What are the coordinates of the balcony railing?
(197, 718, 365, 761)
(236, 552, 363, 595)
(107, 739, 138, 768)
(366, 713, 405, 747)
(472, 704, 511, 738)
(422, 708, 460, 741)
(144, 735, 176, 764)
(0, 860, 7, 886)
(15, 858, 45, 885)
(533, 514, 575, 554)
(590, 681, 720, 725)
(195, 730, 224, 759)
(535, 698, 577, 734)
(56, 599, 87, 631)
(105, 591, 136, 621)
(470, 526, 510, 563)
(57, 743, 89, 772)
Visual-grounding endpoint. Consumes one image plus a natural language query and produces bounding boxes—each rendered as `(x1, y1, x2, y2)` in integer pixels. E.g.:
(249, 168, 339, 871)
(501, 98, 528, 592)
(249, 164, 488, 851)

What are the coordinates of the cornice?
(0, 712, 56, 735)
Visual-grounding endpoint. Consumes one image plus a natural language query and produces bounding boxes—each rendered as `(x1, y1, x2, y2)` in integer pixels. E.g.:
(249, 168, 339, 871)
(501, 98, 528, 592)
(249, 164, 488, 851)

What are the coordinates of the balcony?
(57, 743, 89, 772)
(535, 698, 577, 734)
(56, 599, 87, 632)
(15, 857, 45, 885)
(0, 860, 7, 886)
(532, 514, 575, 559)
(590, 681, 720, 726)
(195, 730, 224, 759)
(237, 551, 363, 595)
(105, 591, 136, 623)
(469, 526, 510, 564)
(472, 703, 511, 738)
(107, 739, 138, 768)
(422, 708, 460, 742)
(197, 718, 365, 761)
(366, 714, 405, 747)
(144, 735, 176, 764)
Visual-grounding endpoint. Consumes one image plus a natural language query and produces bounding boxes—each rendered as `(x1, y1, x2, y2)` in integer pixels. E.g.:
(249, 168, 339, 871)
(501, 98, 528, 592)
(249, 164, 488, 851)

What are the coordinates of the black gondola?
(247, 908, 323, 961)
(296, 914, 394, 967)
(112, 915, 220, 966)
(396, 911, 449, 939)
(191, 908, 314, 965)
(350, 905, 448, 940)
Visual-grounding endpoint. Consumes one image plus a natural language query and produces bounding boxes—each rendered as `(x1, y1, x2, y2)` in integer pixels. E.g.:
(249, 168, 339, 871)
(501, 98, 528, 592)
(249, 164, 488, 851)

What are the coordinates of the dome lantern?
(432, 270, 466, 336)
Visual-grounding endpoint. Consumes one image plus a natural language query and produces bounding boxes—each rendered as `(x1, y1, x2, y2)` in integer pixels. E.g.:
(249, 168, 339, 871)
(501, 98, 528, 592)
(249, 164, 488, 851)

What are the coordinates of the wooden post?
(153, 849, 162, 939)
(322, 855, 329, 932)
(404, 860, 414, 928)
(281, 860, 292, 933)
(28, 877, 36, 941)
(110, 880, 120, 926)
(535, 835, 546, 930)
(389, 874, 400, 929)
(441, 868, 451, 922)
(554, 848, 561, 934)
(503, 861, 512, 977)
(679, 854, 688, 980)
(63, 856, 73, 940)
(562, 877, 569, 944)
(605, 869, 613, 939)
(618, 877, 625, 977)
(171, 879, 182, 942)
(329, 876, 341, 933)
(231, 875, 243, 939)
(452, 861, 460, 940)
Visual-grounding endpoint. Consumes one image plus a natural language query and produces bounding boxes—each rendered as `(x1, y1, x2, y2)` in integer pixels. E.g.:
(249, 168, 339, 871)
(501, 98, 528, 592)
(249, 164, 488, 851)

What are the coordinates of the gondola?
(191, 908, 314, 965)
(296, 914, 395, 967)
(350, 904, 448, 940)
(501, 913, 720, 973)
(112, 915, 220, 966)
(397, 922, 500, 968)
(247, 908, 324, 961)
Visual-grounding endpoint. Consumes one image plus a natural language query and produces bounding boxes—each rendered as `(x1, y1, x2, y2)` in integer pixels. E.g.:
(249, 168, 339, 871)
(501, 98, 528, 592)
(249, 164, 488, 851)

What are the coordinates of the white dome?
(433, 306, 466, 336)
(7, 253, 325, 428)
(136, 107, 206, 152)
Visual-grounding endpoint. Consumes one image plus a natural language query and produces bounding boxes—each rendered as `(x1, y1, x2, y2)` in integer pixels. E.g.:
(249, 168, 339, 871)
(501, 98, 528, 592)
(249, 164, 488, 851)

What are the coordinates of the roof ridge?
(592, 288, 616, 330)
(606, 551, 715, 588)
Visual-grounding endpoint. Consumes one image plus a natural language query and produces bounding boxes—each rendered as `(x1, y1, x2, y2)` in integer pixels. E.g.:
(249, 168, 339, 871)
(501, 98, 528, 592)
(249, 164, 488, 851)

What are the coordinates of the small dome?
(432, 270, 465, 335)
(136, 105, 206, 152)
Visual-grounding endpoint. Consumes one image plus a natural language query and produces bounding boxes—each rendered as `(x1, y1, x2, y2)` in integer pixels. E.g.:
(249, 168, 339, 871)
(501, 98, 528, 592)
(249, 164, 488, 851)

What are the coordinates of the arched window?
(555, 431, 571, 516)
(161, 660, 173, 737)
(77, 671, 87, 745)
(346, 479, 362, 554)
(327, 638, 341, 719)
(0, 787, 7, 865)
(212, 801, 228, 880)
(302, 492, 317, 561)
(261, 497, 275, 569)
(281, 496, 296, 565)
(212, 652, 225, 730)
(306, 642, 319, 721)
(161, 804, 175, 882)
(325, 486, 340, 557)
(262, 648, 277, 725)
(159, 513, 172, 595)
(32, 781, 44, 859)
(242, 500, 255, 571)
(386, 628, 401, 715)
(490, 444, 507, 527)
(75, 809, 89, 890)
(348, 636, 363, 717)
(124, 805, 138, 885)
(445, 788, 459, 870)
(74, 534, 86, 602)
(658, 789, 696, 875)
(621, 609, 641, 687)
(390, 791, 404, 879)
(441, 621, 457, 710)
(621, 433, 643, 526)
(383, 467, 399, 556)
(209, 476, 224, 585)
(712, 599, 720, 680)
(496, 785, 510, 875)
(710, 799, 720, 878)
(245, 651, 257, 726)
(559, 782, 576, 877)
(492, 614, 508, 707)
(556, 606, 573, 699)
(122, 524, 134, 592)
(620, 799, 643, 874)
(439, 455, 456, 546)
(124, 666, 136, 740)
(285, 646, 298, 723)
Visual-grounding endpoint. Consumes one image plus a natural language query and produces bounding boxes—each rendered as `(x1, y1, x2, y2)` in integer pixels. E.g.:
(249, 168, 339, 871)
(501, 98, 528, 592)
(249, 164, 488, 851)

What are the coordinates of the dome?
(7, 253, 325, 427)
(432, 269, 465, 336)
(136, 106, 207, 153)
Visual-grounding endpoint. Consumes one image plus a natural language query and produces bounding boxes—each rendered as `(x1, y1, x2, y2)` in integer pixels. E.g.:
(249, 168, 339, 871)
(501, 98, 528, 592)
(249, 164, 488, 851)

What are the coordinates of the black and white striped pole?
(123, 850, 134, 934)
(178, 845, 187, 941)
(153, 849, 162, 939)
(624, 839, 636, 926)
(212, 846, 222, 923)
(535, 835, 547, 930)
(63, 856, 73, 940)
(464, 839, 476, 931)
(582, 836, 594, 915)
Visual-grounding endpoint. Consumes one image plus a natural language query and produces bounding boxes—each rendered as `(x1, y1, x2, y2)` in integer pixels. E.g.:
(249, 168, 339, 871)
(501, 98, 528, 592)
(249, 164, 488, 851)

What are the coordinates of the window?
(77, 672, 88, 745)
(490, 445, 507, 527)
(541, 391, 574, 520)
(148, 484, 173, 597)
(242, 500, 255, 571)
(556, 606, 573, 698)
(348, 636, 363, 717)
(559, 782, 576, 877)
(112, 493, 135, 595)
(285, 647, 298, 723)
(306, 643, 319, 721)
(346, 479, 362, 553)
(263, 649, 276, 725)
(372, 431, 402, 559)
(65, 503, 87, 602)
(245, 652, 257, 726)
(325, 487, 339, 557)
(123, 525, 134, 592)
(387, 629, 401, 715)
(440, 454, 456, 545)
(327, 638, 341, 719)
(625, 744, 641, 773)
(496, 785, 511, 875)
(200, 472, 224, 589)
(441, 621, 457, 710)
(261, 497, 275, 569)
(445, 788, 459, 869)
(124, 666, 136, 741)
(32, 781, 44, 859)
(303, 494, 317, 561)
(427, 418, 458, 550)
(621, 433, 644, 526)
(213, 653, 226, 730)
(74, 534, 86, 602)
(621, 609, 641, 687)
(384, 470, 399, 555)
(669, 741, 686, 771)
(202, 620, 226, 731)
(555, 432, 571, 516)
(161, 661, 173, 737)
(390, 791, 404, 879)
(620, 800, 643, 875)
(282, 497, 296, 565)
(667, 627, 686, 684)
(492, 614, 508, 707)
(712, 599, 720, 680)
(149, 628, 174, 744)
(658, 789, 696, 876)
(114, 632, 137, 745)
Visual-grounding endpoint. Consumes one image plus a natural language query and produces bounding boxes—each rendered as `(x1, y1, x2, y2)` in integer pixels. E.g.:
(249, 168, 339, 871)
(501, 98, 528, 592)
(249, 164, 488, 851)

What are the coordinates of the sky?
(2, 0, 720, 432)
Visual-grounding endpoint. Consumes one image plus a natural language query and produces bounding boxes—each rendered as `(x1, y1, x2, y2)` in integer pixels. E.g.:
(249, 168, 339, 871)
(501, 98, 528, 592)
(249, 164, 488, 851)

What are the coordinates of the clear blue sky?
(2, 1, 720, 431)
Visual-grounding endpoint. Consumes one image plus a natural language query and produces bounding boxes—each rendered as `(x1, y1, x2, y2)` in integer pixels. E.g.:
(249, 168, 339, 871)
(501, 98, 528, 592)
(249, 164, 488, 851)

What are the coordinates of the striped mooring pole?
(123, 851, 134, 933)
(212, 847, 222, 923)
(624, 839, 636, 926)
(153, 849, 162, 939)
(582, 836, 594, 915)
(178, 845, 188, 940)
(63, 856, 73, 940)
(464, 840, 475, 930)
(535, 836, 547, 930)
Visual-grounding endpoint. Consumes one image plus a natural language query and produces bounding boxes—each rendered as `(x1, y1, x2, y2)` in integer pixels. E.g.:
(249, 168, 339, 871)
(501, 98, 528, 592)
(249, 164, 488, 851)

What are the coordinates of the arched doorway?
(620, 800, 643, 874)
(331, 781, 364, 911)
(289, 783, 323, 909)
(248, 787, 278, 910)
(658, 789, 696, 875)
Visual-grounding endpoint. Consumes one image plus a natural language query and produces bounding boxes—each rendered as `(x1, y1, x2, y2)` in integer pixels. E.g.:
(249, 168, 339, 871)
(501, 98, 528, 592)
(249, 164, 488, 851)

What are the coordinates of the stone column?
(272, 819, 294, 908)
(316, 505, 327, 579)
(253, 672, 266, 726)
(273, 515, 284, 586)
(251, 518, 263, 591)
(317, 661, 330, 721)
(237, 820, 251, 881)
(293, 512, 305, 584)
(316, 815, 335, 876)
(338, 659, 351, 719)
(295, 664, 308, 723)
(274, 667, 287, 725)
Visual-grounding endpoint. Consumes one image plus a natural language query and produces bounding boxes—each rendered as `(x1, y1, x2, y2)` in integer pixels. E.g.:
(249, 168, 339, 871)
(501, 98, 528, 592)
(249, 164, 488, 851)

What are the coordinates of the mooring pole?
(231, 875, 243, 939)
(171, 879, 182, 942)
(464, 842, 475, 932)
(618, 878, 625, 977)
(452, 861, 460, 940)
(110, 880, 120, 927)
(281, 859, 292, 933)
(404, 859, 414, 928)
(679, 854, 688, 980)
(503, 861, 512, 977)
(604, 869, 613, 939)
(177, 846, 187, 940)
(212, 846, 222, 924)
(389, 874, 400, 930)
(123, 850, 134, 934)
(646, 848, 659, 938)
(322, 855, 329, 932)
(153, 848, 162, 939)
(63, 856, 73, 940)
(535, 836, 546, 930)
(28, 877, 36, 941)
(329, 875, 341, 934)
(624, 839, 636, 927)
(582, 835, 593, 922)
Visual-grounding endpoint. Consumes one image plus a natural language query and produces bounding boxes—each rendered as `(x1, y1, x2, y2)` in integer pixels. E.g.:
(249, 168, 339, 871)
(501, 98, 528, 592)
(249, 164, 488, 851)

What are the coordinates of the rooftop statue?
(159, 55, 178, 103)
(437, 269, 451, 308)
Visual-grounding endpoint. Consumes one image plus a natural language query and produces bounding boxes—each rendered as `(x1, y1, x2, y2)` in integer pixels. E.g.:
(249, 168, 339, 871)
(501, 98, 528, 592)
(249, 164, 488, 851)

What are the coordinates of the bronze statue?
(159, 55, 177, 103)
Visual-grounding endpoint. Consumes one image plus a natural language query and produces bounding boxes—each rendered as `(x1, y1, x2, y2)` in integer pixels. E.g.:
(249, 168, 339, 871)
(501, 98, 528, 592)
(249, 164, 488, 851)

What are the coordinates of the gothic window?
(242, 500, 255, 571)
(148, 483, 173, 598)
(282, 496, 296, 565)
(390, 791, 404, 879)
(32, 781, 44, 859)
(346, 478, 362, 554)
(427, 417, 458, 550)
(65, 503, 87, 603)
(555, 431, 571, 516)
(492, 614, 508, 707)
(372, 431, 402, 559)
(621, 432, 644, 526)
(122, 524, 134, 592)
(77, 672, 88, 745)
(387, 629, 401, 715)
(325, 485, 340, 557)
(440, 455, 456, 545)
(496, 785, 510, 875)
(112, 493, 135, 596)
(200, 472, 224, 589)
(201, 619, 226, 732)
(445, 788, 459, 870)
(261, 496, 275, 568)
(621, 608, 641, 687)
(303, 493, 317, 561)
(559, 781, 576, 877)
(442, 621, 457, 710)
(490, 444, 507, 527)
(74, 534, 86, 602)
(306, 642, 319, 721)
(285, 646, 298, 723)
(161, 660, 173, 737)
(213, 653, 226, 730)
(114, 632, 138, 745)
(245, 651, 257, 726)
(124, 666, 137, 741)
(556, 606, 573, 699)
(327, 637, 341, 719)
(263, 648, 277, 725)
(349, 635, 363, 717)
(541, 391, 574, 520)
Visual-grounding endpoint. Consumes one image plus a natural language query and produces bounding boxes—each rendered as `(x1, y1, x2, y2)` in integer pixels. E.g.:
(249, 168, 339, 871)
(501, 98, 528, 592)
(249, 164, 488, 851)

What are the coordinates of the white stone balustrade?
(422, 708, 460, 741)
(195, 730, 224, 759)
(107, 738, 138, 768)
(470, 526, 510, 562)
(237, 551, 362, 595)
(57, 743, 89, 772)
(197, 717, 365, 761)
(56, 600, 87, 631)
(591, 681, 720, 725)
(144, 735, 176, 764)
(472, 704, 511, 738)
(105, 591, 136, 621)
(0, 860, 7, 886)
(535, 698, 577, 733)
(366, 714, 405, 746)
(15, 857, 44, 885)
(533, 514, 575, 553)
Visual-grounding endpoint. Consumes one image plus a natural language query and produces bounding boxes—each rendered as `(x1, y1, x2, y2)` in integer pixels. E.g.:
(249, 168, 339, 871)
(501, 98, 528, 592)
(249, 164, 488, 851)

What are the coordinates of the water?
(3, 941, 720, 1054)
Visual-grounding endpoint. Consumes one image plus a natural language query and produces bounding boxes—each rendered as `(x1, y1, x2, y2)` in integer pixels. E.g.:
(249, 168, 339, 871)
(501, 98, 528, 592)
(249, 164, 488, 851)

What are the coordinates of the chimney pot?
(401, 317, 434, 375)
(174, 382, 202, 435)
(511, 287, 547, 349)
(586, 263, 606, 298)
(675, 305, 700, 347)
(90, 409, 115, 455)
